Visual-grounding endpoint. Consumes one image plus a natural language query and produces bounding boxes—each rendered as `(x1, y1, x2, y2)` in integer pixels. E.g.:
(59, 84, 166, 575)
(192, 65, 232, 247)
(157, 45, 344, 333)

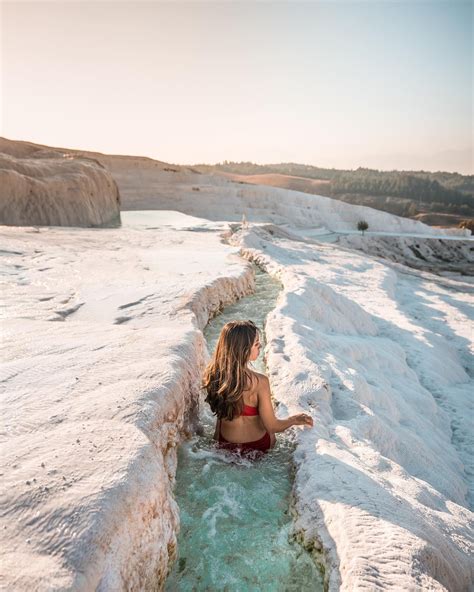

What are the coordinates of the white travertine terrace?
(230, 224, 473, 591)
(0, 212, 254, 590)
(1, 138, 472, 591)
(1, 136, 470, 236)
(0, 151, 121, 228)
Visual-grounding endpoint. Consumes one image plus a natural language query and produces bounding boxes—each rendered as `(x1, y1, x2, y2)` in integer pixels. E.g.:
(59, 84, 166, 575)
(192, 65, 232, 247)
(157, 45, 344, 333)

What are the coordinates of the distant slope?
(194, 162, 474, 227)
(1, 137, 468, 237)
(0, 138, 121, 227)
(220, 172, 332, 195)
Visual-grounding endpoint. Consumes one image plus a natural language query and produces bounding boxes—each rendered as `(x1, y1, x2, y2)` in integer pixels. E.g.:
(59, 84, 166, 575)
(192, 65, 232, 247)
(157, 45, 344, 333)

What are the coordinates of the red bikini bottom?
(218, 428, 272, 455)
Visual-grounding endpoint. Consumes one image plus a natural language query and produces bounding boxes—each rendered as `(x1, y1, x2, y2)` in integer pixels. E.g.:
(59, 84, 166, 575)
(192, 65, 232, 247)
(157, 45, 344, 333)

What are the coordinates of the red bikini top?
(241, 403, 259, 416)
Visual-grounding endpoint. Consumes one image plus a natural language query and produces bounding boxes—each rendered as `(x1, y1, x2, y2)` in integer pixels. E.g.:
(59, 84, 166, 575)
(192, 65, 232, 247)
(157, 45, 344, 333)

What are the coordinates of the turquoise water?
(165, 266, 323, 591)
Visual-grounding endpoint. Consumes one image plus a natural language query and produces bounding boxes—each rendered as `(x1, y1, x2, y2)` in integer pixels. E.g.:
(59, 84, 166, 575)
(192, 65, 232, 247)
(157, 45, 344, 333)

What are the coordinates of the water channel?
(164, 265, 324, 591)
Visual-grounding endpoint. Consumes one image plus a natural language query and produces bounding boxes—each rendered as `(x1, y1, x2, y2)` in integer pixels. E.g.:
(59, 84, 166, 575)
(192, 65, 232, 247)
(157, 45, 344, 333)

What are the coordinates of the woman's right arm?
(258, 375, 313, 433)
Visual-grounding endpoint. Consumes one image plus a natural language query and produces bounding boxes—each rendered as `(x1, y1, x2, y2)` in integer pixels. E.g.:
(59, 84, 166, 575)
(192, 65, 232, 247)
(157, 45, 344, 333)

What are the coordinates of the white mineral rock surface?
(97, 159, 470, 237)
(337, 233, 474, 274)
(2, 137, 469, 237)
(0, 147, 121, 228)
(229, 224, 473, 591)
(0, 211, 254, 591)
(1, 138, 472, 591)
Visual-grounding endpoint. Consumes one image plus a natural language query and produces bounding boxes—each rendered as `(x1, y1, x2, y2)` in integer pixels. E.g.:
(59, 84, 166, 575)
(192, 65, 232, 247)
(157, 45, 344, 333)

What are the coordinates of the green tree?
(357, 220, 369, 235)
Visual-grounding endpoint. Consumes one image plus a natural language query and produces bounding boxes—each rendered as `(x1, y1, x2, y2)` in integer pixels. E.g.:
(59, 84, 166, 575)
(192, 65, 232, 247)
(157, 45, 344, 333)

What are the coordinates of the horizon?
(2, 1, 472, 175)
(2, 133, 471, 177)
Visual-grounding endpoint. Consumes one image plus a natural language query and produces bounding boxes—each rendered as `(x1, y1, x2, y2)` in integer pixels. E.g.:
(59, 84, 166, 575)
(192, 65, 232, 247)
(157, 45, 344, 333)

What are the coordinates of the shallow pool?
(164, 266, 324, 591)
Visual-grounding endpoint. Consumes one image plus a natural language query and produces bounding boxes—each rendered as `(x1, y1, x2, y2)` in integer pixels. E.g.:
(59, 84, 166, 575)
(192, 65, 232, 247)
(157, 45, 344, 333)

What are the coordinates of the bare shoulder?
(255, 373, 274, 409)
(251, 371, 270, 392)
(248, 370, 266, 381)
(247, 370, 267, 390)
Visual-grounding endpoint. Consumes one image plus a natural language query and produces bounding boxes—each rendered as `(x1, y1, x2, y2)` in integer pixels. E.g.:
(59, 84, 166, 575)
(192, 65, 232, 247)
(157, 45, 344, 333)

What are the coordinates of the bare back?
(218, 370, 268, 443)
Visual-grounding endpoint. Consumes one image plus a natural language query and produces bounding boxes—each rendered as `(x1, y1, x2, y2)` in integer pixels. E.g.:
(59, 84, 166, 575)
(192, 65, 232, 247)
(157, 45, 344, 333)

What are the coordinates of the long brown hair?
(203, 320, 259, 421)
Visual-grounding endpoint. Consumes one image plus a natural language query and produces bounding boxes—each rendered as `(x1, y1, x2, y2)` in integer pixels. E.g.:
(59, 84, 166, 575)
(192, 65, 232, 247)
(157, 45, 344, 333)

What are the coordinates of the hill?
(193, 161, 474, 227)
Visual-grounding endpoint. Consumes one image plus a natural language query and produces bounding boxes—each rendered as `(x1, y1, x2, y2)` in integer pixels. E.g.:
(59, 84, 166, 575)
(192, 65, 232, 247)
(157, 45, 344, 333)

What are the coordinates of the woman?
(203, 320, 313, 457)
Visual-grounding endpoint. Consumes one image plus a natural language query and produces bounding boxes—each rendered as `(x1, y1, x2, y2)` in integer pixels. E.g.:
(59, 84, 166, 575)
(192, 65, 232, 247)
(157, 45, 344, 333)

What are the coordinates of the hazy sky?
(1, 0, 472, 173)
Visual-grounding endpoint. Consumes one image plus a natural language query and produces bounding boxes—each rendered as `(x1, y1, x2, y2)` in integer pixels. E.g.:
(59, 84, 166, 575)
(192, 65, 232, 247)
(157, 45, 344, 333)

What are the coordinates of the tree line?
(194, 161, 474, 215)
(331, 168, 474, 210)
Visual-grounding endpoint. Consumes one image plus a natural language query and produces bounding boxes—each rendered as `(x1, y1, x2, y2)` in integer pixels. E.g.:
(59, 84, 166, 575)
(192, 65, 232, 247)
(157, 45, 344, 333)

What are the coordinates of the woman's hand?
(291, 413, 314, 428)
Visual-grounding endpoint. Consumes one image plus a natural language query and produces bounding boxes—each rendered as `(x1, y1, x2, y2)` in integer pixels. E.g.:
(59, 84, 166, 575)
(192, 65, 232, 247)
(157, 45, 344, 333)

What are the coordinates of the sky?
(1, 0, 472, 174)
